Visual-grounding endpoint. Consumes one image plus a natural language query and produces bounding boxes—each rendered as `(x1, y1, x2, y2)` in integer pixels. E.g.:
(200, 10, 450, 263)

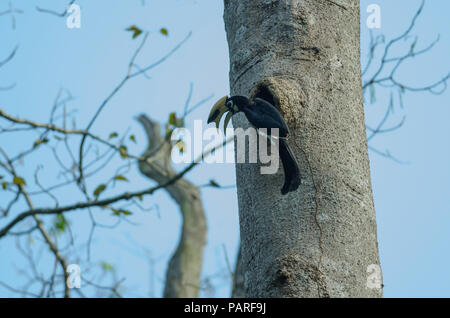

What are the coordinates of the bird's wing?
(243, 98, 289, 137)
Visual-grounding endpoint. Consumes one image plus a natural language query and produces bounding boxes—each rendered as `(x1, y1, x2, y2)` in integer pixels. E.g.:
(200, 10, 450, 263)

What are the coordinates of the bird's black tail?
(279, 138, 301, 195)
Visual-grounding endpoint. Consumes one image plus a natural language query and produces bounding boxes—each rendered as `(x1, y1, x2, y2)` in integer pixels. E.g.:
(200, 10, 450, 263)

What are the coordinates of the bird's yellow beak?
(223, 111, 233, 135)
(207, 96, 228, 130)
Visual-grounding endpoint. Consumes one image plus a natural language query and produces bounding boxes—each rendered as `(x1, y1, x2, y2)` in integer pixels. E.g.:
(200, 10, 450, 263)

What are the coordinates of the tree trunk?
(137, 115, 207, 297)
(224, 0, 382, 297)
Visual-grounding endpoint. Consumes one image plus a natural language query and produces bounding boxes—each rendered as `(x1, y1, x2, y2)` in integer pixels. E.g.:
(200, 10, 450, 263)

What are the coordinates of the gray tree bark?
(224, 0, 382, 297)
(137, 115, 207, 298)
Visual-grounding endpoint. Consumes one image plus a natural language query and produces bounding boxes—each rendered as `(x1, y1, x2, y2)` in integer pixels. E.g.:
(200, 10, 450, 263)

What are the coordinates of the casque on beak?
(207, 96, 229, 130)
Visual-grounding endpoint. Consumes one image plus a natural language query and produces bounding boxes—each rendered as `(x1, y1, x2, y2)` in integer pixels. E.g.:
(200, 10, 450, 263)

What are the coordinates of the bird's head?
(207, 95, 250, 131)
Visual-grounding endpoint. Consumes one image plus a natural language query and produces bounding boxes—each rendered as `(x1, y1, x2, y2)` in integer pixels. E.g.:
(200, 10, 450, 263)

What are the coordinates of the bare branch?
(0, 2, 23, 29)
(0, 108, 144, 161)
(0, 148, 70, 297)
(0, 137, 231, 238)
(362, 0, 449, 144)
(77, 32, 191, 183)
(36, 0, 76, 17)
(368, 146, 409, 165)
(0, 46, 18, 68)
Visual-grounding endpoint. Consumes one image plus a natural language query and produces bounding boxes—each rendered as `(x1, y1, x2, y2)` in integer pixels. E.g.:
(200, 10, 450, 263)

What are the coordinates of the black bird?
(207, 95, 301, 195)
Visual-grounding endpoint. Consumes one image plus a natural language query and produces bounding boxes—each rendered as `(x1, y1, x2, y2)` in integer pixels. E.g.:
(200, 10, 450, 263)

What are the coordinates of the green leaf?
(100, 261, 114, 271)
(168, 112, 184, 128)
(118, 145, 128, 159)
(126, 25, 143, 39)
(160, 28, 168, 36)
(1, 182, 7, 190)
(113, 175, 129, 182)
(93, 184, 107, 198)
(111, 208, 120, 216)
(168, 112, 177, 125)
(109, 132, 119, 139)
(165, 128, 174, 138)
(54, 214, 68, 233)
(137, 195, 143, 201)
(176, 140, 185, 153)
(110, 208, 132, 216)
(33, 138, 49, 148)
(13, 176, 26, 186)
(129, 135, 136, 143)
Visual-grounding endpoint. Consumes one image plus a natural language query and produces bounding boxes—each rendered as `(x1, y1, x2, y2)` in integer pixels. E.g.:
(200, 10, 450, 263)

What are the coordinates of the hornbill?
(207, 96, 301, 195)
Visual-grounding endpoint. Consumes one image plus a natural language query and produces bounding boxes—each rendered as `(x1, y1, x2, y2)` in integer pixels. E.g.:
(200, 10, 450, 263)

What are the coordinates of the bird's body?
(242, 98, 290, 138)
(207, 95, 301, 195)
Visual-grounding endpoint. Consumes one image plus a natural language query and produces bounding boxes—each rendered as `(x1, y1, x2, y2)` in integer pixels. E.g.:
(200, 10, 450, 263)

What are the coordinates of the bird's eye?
(226, 101, 233, 108)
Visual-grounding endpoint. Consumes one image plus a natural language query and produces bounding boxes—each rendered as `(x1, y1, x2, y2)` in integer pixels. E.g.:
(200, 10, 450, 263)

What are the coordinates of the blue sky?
(0, 0, 449, 297)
